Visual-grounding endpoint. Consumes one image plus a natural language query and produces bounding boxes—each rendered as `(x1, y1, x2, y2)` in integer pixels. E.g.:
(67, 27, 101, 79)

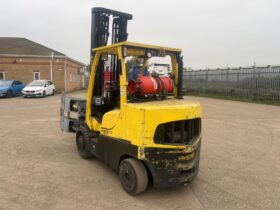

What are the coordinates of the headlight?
(35, 90, 41, 92)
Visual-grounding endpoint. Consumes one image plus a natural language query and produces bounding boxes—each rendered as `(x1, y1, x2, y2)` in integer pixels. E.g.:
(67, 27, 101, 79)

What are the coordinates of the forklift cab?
(86, 42, 184, 132)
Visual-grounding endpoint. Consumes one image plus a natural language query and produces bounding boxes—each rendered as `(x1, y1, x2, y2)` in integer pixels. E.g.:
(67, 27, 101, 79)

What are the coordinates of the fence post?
(226, 69, 229, 82)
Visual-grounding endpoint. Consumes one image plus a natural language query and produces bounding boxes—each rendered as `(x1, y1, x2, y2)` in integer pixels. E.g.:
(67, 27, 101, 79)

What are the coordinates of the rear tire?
(119, 158, 148, 195)
(52, 89, 55, 95)
(76, 124, 93, 159)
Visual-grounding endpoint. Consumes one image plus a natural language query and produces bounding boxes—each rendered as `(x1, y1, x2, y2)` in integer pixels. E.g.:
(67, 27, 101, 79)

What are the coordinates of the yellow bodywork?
(86, 42, 202, 154)
(101, 99, 202, 149)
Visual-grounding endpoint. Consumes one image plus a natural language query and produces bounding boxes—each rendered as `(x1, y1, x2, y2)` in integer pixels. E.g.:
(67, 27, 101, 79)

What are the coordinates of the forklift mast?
(90, 7, 133, 59)
(89, 8, 133, 117)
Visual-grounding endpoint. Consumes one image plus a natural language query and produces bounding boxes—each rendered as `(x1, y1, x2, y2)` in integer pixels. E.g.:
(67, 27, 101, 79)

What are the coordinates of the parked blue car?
(0, 80, 25, 98)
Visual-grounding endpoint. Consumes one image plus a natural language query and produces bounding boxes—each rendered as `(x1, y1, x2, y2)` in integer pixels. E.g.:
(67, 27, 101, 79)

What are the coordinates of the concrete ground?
(0, 92, 280, 210)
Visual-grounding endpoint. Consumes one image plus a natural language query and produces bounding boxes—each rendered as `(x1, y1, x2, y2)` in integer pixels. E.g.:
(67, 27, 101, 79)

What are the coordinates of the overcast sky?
(0, 0, 279, 68)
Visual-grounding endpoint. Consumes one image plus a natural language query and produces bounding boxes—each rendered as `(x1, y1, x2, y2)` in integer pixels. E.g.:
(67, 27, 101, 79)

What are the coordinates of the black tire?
(42, 91, 46, 97)
(52, 89, 55, 95)
(119, 158, 148, 195)
(6, 91, 13, 98)
(76, 124, 93, 159)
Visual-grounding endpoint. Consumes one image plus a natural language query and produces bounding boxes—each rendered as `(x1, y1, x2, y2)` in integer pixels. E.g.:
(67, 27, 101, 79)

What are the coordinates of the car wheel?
(6, 91, 13, 98)
(52, 89, 55, 95)
(42, 91, 46, 97)
(119, 158, 148, 196)
(76, 124, 94, 159)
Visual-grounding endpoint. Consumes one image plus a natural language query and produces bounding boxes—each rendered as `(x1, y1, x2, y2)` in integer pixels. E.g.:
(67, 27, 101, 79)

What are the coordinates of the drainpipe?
(50, 52, 54, 81)
(82, 67, 85, 88)
(64, 58, 67, 92)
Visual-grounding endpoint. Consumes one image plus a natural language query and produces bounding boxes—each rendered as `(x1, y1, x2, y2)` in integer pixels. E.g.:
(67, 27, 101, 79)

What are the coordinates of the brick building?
(0, 37, 86, 93)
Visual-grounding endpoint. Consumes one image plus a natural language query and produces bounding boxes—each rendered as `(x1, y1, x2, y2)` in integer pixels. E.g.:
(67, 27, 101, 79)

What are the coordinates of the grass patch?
(186, 92, 280, 106)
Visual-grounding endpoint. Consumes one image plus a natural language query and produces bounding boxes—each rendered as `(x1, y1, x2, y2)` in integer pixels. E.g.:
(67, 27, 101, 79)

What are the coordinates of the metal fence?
(183, 66, 280, 101)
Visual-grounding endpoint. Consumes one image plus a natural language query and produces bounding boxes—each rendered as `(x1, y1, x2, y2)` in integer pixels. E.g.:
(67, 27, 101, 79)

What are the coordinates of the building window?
(34, 72, 40, 80)
(0, 72, 5, 80)
(70, 73, 77, 82)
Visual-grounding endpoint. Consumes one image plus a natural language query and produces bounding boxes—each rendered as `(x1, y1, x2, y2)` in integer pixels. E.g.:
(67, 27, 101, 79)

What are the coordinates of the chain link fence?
(183, 66, 280, 101)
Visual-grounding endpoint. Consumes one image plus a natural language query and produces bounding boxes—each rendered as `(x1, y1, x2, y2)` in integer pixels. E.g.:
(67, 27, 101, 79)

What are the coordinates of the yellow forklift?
(61, 7, 202, 195)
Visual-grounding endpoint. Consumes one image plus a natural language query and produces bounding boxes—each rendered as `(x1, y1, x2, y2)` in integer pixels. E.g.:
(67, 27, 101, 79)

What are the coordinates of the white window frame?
(72, 73, 75, 82)
(34, 72, 40, 80)
(0, 71, 5, 80)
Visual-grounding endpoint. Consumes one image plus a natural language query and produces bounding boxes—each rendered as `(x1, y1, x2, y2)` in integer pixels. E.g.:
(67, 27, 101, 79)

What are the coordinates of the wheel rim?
(120, 162, 136, 192)
(77, 135, 85, 152)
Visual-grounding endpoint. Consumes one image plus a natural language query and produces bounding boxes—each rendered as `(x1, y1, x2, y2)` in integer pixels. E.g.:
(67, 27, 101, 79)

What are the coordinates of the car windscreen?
(0, 81, 13, 87)
(28, 81, 45, 87)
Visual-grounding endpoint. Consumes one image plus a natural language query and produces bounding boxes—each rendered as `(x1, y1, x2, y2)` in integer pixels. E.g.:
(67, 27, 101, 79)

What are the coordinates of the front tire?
(6, 91, 13, 98)
(76, 124, 93, 159)
(42, 91, 46, 97)
(119, 158, 148, 195)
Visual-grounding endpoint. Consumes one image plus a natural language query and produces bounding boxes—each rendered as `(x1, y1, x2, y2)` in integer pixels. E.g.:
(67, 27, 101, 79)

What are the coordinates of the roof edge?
(0, 54, 86, 66)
